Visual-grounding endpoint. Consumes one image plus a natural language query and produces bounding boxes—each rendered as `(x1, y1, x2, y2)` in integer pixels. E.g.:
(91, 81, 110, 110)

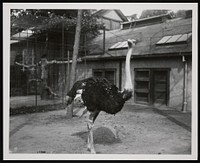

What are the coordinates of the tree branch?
(15, 62, 36, 68)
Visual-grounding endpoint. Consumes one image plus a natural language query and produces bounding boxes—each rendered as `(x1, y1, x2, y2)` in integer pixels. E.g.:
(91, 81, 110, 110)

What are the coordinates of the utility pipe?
(182, 55, 188, 112)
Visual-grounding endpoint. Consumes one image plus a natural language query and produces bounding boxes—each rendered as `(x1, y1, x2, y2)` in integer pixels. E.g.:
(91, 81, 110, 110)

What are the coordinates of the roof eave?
(82, 51, 192, 61)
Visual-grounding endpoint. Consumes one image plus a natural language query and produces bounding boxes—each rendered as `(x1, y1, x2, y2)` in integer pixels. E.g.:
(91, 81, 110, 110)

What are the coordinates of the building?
(93, 9, 128, 30)
(9, 9, 127, 96)
(10, 11, 192, 112)
(75, 13, 192, 112)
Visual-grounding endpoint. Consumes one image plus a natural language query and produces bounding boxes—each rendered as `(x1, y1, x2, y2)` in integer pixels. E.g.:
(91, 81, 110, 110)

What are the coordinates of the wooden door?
(153, 70, 169, 105)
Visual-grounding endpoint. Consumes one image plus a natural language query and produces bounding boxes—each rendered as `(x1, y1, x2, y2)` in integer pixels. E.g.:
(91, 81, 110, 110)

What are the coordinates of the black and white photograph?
(3, 3, 198, 160)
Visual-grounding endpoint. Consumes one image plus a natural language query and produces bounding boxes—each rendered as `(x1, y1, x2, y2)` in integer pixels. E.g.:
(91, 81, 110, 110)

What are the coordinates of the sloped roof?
(93, 9, 128, 22)
(85, 17, 192, 60)
(11, 29, 34, 41)
(122, 13, 172, 25)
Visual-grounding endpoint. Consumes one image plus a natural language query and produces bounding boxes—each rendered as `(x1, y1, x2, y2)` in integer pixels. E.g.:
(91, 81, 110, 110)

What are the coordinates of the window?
(156, 33, 192, 46)
(166, 34, 182, 43)
(134, 68, 170, 105)
(93, 69, 116, 84)
(108, 39, 136, 51)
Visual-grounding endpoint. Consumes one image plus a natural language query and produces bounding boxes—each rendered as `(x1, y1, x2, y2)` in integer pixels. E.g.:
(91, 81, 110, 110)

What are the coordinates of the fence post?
(35, 31, 38, 107)
(62, 22, 65, 104)
(67, 51, 70, 92)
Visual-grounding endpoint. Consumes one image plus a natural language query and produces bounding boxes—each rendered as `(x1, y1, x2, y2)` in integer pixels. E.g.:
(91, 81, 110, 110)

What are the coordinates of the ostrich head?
(122, 39, 135, 101)
(65, 89, 84, 107)
(74, 89, 84, 105)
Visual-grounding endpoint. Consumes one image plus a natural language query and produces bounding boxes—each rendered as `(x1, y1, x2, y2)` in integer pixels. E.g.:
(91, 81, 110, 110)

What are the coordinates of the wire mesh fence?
(10, 36, 71, 110)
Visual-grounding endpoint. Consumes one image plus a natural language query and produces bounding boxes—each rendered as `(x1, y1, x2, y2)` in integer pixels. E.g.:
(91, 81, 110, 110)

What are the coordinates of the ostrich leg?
(87, 110, 100, 154)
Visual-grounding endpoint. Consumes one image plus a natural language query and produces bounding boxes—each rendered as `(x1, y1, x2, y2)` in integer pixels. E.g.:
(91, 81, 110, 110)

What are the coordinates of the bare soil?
(9, 104, 191, 154)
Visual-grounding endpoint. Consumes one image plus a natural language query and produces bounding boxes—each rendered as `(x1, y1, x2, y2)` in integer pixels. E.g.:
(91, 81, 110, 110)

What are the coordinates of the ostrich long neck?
(124, 44, 133, 91)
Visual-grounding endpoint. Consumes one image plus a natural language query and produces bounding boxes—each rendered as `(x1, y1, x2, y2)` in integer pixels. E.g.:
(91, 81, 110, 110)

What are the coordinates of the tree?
(11, 9, 102, 37)
(11, 9, 103, 96)
(175, 10, 187, 18)
(15, 55, 68, 99)
(66, 10, 83, 118)
(128, 14, 138, 21)
(139, 10, 170, 19)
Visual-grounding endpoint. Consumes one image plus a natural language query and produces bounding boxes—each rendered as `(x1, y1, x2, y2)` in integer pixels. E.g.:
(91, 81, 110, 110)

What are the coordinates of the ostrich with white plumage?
(65, 39, 136, 154)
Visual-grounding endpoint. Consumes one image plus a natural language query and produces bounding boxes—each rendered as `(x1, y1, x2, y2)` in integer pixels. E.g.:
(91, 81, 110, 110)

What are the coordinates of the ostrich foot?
(87, 145, 96, 154)
(87, 147, 96, 154)
(87, 144, 96, 154)
(87, 144, 91, 151)
(90, 149, 96, 154)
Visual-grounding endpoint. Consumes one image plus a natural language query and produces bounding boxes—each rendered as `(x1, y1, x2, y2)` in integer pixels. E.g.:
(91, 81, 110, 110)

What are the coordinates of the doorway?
(152, 70, 169, 105)
(134, 68, 170, 106)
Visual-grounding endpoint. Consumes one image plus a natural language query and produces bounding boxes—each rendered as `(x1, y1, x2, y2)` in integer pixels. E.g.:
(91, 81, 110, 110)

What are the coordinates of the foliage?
(174, 10, 187, 18)
(11, 9, 103, 37)
(139, 10, 171, 19)
(128, 14, 139, 21)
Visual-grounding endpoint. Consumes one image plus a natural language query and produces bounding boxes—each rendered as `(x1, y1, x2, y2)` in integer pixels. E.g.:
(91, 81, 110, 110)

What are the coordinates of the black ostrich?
(66, 39, 135, 153)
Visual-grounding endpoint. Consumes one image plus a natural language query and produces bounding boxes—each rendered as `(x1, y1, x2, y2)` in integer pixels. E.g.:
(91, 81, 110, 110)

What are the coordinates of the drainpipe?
(182, 55, 188, 112)
(119, 60, 122, 91)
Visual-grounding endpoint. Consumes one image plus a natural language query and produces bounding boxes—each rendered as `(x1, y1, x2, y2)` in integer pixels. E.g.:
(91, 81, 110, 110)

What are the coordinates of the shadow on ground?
(71, 126, 122, 145)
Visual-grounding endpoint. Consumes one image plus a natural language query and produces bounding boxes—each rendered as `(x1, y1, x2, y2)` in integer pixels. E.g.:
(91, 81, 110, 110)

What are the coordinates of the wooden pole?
(84, 34, 87, 78)
(69, 10, 83, 88)
(67, 50, 70, 92)
(62, 22, 65, 103)
(103, 26, 105, 54)
(26, 30, 29, 95)
(35, 31, 38, 107)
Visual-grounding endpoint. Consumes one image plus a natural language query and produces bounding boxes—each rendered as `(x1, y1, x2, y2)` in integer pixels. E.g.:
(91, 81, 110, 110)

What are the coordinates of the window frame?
(92, 68, 116, 85)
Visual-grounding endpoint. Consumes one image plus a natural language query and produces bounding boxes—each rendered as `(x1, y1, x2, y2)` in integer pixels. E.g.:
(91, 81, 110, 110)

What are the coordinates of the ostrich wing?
(82, 78, 125, 114)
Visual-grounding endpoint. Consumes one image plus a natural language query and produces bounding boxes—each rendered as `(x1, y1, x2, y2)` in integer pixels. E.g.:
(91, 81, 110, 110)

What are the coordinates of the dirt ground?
(9, 104, 191, 154)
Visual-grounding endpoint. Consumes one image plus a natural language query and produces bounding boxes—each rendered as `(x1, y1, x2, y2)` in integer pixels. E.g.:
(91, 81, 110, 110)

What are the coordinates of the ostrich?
(66, 39, 135, 154)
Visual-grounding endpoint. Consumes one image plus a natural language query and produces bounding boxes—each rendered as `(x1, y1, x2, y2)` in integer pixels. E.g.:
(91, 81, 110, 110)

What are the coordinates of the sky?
(118, 8, 145, 17)
(102, 3, 181, 17)
(86, 3, 192, 17)
(8, 3, 194, 17)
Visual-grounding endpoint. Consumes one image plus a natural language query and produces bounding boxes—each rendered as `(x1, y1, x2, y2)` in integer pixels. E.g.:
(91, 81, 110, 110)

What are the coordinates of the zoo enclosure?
(10, 21, 192, 108)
